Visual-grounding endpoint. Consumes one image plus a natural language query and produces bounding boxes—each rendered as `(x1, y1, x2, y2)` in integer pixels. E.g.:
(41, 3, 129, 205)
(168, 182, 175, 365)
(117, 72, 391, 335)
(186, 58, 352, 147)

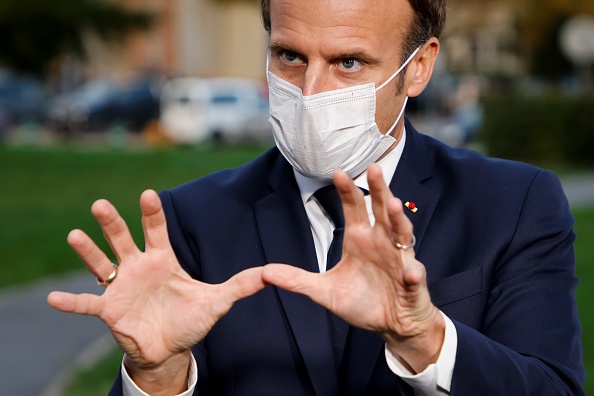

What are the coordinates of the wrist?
(383, 307, 445, 374)
(124, 350, 192, 396)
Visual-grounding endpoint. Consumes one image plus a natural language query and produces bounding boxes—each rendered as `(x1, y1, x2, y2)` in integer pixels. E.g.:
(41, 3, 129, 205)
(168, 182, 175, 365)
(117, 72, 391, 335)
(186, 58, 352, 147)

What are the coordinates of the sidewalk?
(0, 271, 115, 396)
(560, 174, 594, 209)
(0, 175, 592, 396)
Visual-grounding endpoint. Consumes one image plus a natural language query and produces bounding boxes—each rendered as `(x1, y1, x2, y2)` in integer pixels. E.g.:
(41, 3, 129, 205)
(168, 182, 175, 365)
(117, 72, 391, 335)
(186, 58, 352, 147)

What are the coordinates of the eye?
(280, 50, 303, 65)
(339, 58, 363, 72)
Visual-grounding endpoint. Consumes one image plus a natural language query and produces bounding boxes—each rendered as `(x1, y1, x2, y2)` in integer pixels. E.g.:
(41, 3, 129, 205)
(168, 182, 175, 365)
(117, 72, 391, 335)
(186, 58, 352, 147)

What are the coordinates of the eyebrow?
(330, 50, 381, 65)
(269, 40, 300, 55)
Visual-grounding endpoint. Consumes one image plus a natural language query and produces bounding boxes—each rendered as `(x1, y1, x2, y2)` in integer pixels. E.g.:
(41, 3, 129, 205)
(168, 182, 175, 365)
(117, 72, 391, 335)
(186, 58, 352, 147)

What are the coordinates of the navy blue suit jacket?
(111, 120, 584, 395)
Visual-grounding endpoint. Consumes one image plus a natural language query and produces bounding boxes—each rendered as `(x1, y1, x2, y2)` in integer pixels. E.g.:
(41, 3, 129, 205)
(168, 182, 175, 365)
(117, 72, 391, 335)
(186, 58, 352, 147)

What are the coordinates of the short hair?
(260, 0, 447, 62)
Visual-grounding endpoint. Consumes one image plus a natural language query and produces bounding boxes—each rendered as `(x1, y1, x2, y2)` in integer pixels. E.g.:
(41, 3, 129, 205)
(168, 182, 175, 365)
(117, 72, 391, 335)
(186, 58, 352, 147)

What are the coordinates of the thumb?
(262, 264, 331, 308)
(47, 291, 103, 317)
(220, 266, 267, 305)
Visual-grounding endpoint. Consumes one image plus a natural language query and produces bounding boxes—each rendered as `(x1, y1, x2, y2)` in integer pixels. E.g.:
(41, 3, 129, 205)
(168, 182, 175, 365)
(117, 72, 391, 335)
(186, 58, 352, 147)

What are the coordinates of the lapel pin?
(405, 201, 418, 213)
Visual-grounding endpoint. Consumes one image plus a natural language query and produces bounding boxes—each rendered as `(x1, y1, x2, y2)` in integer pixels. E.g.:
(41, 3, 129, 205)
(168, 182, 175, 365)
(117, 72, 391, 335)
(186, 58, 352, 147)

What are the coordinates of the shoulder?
(159, 148, 282, 220)
(161, 147, 282, 209)
(407, 127, 569, 230)
(428, 132, 538, 176)
(417, 131, 558, 197)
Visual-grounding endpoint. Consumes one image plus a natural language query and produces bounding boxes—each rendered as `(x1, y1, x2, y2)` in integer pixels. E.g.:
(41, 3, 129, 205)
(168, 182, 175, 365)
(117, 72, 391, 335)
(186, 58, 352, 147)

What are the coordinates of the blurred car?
(47, 75, 162, 133)
(159, 77, 272, 144)
(46, 78, 116, 132)
(0, 71, 48, 136)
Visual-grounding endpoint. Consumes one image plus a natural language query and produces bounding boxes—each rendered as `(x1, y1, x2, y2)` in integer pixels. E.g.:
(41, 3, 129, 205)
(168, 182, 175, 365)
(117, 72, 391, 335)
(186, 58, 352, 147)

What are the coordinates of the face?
(267, 0, 433, 140)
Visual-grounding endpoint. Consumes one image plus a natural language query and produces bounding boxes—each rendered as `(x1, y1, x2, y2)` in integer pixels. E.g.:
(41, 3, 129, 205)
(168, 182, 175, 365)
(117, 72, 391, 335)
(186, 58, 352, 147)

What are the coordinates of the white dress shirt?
(122, 129, 457, 395)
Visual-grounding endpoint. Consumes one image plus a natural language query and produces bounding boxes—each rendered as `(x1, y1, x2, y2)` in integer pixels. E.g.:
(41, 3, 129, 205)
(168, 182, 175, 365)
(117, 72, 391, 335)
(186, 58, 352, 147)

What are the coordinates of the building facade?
(84, 0, 268, 81)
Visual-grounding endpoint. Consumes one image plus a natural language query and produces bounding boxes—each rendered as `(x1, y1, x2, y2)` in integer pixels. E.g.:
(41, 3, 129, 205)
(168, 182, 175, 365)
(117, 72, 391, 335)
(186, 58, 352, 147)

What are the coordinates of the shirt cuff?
(121, 353, 198, 396)
(385, 311, 457, 395)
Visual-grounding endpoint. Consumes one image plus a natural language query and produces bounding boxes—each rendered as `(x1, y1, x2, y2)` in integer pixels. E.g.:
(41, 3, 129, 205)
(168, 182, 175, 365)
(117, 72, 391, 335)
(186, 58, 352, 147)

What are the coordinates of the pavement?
(0, 271, 115, 396)
(1, 175, 593, 396)
(559, 174, 594, 209)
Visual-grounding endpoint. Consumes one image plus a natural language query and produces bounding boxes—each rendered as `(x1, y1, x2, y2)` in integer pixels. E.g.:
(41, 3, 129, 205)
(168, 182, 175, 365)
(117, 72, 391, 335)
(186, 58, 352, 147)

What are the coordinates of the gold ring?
(97, 263, 119, 287)
(393, 234, 416, 250)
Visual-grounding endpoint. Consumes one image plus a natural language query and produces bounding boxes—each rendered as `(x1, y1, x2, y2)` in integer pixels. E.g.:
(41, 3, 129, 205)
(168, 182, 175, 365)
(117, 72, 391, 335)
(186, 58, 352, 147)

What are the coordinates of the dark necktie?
(313, 185, 350, 370)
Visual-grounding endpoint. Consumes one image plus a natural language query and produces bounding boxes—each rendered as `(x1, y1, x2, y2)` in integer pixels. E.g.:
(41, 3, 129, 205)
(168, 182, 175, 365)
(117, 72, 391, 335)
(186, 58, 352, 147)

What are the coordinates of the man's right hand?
(47, 189, 266, 395)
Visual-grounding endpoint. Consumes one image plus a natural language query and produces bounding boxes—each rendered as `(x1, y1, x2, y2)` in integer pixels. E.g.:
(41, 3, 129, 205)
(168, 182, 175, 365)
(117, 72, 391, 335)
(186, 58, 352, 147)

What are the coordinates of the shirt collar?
(294, 128, 406, 204)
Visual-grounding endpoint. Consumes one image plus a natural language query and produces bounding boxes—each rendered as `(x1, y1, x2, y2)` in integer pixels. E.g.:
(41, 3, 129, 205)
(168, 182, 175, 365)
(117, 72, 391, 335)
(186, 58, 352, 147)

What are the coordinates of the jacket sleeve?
(160, 189, 213, 395)
(450, 170, 584, 395)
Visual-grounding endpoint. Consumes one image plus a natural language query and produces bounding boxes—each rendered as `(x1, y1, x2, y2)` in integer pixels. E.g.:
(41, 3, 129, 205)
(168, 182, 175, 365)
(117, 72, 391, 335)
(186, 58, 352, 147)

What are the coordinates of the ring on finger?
(393, 234, 416, 250)
(97, 263, 119, 287)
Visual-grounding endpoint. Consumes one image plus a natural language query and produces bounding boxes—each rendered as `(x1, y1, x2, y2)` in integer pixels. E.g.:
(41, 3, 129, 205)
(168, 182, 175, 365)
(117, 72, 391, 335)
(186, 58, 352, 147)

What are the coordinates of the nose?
(301, 61, 334, 96)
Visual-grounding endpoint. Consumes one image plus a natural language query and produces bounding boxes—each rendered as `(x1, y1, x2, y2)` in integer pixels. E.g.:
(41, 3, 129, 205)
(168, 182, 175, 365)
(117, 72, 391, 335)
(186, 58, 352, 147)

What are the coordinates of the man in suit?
(48, 0, 585, 394)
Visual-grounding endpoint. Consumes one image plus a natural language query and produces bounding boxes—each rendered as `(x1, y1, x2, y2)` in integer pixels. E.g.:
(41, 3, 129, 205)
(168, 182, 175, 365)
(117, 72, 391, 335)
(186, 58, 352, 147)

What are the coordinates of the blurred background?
(0, 0, 593, 394)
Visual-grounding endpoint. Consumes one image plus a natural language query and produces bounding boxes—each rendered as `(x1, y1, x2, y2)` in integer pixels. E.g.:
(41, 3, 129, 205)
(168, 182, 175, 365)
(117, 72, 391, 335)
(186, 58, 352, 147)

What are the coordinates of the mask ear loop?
(384, 96, 409, 136)
(376, 46, 422, 92)
(377, 46, 421, 136)
(265, 48, 272, 80)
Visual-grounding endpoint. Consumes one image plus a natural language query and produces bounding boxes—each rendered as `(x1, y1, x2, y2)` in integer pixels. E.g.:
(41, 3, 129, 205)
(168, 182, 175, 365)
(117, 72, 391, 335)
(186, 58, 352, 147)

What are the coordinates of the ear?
(406, 38, 440, 98)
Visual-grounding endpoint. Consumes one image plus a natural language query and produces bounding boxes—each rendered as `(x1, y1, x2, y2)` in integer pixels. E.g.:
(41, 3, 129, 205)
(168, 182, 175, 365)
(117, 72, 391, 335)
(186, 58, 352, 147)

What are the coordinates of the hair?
(260, 0, 446, 62)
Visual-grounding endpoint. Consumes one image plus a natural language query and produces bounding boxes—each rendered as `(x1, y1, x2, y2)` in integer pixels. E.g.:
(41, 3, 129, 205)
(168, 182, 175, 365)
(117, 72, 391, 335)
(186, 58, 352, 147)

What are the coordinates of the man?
(48, 0, 585, 394)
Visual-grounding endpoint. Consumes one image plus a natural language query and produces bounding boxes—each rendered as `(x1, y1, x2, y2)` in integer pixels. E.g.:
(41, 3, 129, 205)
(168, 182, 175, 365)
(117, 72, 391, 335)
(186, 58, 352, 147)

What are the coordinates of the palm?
(48, 190, 265, 369)
(327, 223, 426, 334)
(95, 251, 216, 367)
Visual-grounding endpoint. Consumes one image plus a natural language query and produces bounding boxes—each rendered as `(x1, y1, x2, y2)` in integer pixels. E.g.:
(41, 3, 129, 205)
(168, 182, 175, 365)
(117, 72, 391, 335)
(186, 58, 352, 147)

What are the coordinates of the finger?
(47, 291, 103, 317)
(92, 199, 139, 262)
(366, 164, 397, 233)
(140, 190, 171, 251)
(387, 197, 415, 250)
(220, 266, 267, 305)
(333, 170, 369, 226)
(67, 229, 116, 282)
(403, 261, 426, 291)
(262, 264, 333, 309)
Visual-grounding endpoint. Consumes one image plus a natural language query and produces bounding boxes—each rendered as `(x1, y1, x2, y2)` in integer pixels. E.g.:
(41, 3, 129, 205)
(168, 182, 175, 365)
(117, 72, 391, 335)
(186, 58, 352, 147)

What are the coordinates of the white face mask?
(267, 47, 420, 182)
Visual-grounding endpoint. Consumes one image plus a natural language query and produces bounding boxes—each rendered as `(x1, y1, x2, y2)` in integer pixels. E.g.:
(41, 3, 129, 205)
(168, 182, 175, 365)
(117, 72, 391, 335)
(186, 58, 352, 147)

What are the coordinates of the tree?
(0, 0, 152, 77)
(509, 0, 594, 81)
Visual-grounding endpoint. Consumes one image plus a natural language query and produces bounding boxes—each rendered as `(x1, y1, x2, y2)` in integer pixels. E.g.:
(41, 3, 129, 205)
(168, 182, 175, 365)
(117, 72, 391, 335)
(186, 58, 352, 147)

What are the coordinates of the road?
(0, 271, 114, 396)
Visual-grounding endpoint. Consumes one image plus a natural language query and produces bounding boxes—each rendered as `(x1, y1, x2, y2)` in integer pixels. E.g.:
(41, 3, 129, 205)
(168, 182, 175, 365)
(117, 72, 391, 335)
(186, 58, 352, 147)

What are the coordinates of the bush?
(481, 94, 594, 166)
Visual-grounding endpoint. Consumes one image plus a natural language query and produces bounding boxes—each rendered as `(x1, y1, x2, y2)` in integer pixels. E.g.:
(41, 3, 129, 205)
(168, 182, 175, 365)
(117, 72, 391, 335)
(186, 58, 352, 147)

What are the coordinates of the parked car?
(0, 71, 48, 136)
(159, 77, 272, 144)
(47, 75, 162, 134)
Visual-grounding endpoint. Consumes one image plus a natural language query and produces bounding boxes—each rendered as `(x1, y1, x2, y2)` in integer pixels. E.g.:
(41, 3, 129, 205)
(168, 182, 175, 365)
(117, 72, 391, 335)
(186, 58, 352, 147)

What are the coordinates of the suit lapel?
(341, 328, 384, 395)
(390, 120, 440, 254)
(255, 155, 338, 396)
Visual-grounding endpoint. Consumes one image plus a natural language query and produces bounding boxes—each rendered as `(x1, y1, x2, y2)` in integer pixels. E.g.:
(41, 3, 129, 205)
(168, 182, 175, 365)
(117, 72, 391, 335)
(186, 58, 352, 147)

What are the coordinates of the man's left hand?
(262, 163, 445, 373)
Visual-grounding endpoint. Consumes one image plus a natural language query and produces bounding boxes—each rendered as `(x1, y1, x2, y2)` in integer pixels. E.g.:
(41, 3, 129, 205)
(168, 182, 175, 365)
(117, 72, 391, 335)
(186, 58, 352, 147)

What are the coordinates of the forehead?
(269, 0, 412, 57)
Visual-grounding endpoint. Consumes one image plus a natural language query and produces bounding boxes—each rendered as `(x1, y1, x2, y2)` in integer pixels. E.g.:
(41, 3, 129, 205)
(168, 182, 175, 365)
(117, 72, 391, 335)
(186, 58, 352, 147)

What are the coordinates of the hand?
(48, 190, 266, 394)
(262, 164, 444, 373)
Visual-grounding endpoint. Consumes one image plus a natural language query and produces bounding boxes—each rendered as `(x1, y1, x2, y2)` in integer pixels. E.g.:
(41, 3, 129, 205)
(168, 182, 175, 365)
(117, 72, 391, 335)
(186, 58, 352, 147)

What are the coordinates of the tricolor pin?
(405, 201, 418, 213)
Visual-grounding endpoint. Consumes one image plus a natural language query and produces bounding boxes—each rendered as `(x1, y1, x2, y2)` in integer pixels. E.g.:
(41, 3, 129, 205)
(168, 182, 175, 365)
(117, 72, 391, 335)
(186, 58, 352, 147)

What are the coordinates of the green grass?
(0, 143, 270, 287)
(573, 205, 594, 392)
(63, 347, 123, 396)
